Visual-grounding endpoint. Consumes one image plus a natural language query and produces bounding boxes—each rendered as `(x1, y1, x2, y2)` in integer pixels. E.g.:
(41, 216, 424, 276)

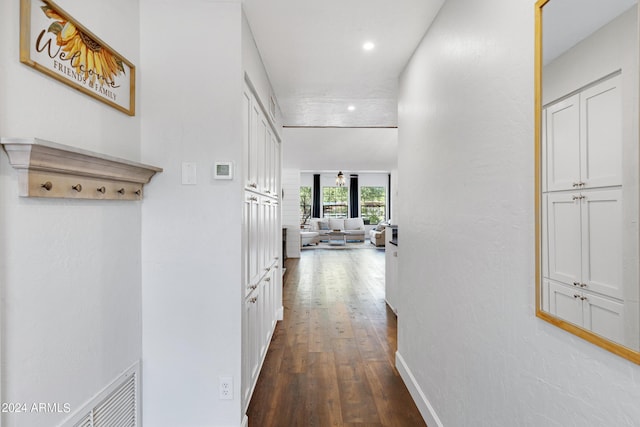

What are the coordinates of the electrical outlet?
(219, 376, 233, 400)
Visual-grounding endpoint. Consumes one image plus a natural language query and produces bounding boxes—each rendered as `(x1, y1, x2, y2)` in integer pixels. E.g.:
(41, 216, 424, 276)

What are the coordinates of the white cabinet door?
(242, 88, 252, 188)
(243, 289, 260, 407)
(547, 192, 582, 286)
(580, 75, 622, 189)
(583, 292, 624, 344)
(263, 127, 272, 195)
(257, 116, 268, 192)
(581, 189, 622, 299)
(274, 139, 281, 198)
(248, 99, 261, 190)
(541, 194, 549, 279)
(248, 194, 260, 287)
(259, 199, 268, 271)
(548, 281, 583, 326)
(546, 94, 580, 191)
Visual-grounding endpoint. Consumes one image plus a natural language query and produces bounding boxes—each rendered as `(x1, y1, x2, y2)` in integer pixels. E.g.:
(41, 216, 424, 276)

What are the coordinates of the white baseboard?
(276, 305, 284, 320)
(241, 414, 248, 427)
(395, 351, 444, 427)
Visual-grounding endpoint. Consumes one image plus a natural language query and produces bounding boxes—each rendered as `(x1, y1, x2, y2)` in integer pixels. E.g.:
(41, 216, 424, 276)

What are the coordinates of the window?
(300, 186, 312, 224)
(360, 186, 386, 224)
(322, 187, 348, 218)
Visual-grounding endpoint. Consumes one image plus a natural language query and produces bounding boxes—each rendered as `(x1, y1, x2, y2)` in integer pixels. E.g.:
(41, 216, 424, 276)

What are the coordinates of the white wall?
(140, 1, 244, 426)
(282, 169, 301, 258)
(389, 169, 398, 224)
(543, 6, 637, 104)
(283, 127, 397, 171)
(0, 0, 142, 425)
(397, 0, 640, 425)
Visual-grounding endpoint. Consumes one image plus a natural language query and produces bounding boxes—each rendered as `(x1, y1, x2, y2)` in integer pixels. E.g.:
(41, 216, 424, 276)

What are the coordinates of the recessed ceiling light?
(348, 105, 356, 111)
(363, 42, 375, 51)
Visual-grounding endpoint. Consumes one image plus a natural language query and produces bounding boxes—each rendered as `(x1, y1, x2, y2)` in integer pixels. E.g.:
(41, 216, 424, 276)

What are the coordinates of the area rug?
(301, 239, 384, 250)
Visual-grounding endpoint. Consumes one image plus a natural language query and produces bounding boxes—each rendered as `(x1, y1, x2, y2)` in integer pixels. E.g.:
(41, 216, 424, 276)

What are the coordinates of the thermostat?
(214, 162, 233, 180)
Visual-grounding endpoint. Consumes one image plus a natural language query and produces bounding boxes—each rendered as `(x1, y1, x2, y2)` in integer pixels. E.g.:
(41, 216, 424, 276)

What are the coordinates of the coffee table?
(327, 230, 347, 246)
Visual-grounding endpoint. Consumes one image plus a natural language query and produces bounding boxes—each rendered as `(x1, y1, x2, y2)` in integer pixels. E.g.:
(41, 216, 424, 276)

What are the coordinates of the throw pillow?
(375, 221, 388, 231)
(329, 218, 345, 230)
(318, 220, 329, 230)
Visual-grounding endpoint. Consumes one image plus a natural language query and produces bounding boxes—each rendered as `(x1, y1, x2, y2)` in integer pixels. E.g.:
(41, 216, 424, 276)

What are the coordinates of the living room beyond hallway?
(246, 249, 425, 426)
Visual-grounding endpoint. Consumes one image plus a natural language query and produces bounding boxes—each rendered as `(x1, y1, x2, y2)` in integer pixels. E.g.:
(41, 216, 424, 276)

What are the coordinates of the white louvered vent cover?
(64, 365, 138, 427)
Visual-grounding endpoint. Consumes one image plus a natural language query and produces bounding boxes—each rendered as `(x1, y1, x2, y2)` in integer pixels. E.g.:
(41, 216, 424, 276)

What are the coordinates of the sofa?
(300, 231, 320, 246)
(308, 217, 366, 242)
(369, 221, 390, 246)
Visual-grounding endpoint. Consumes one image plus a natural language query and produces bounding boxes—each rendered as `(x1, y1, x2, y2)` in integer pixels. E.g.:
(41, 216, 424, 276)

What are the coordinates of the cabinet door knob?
(580, 296, 588, 301)
(573, 282, 580, 287)
(573, 294, 581, 299)
(572, 182, 580, 188)
(265, 277, 271, 282)
(579, 283, 587, 288)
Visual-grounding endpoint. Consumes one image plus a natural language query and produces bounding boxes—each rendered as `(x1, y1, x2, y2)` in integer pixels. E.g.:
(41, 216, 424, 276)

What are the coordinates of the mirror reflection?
(538, 0, 639, 354)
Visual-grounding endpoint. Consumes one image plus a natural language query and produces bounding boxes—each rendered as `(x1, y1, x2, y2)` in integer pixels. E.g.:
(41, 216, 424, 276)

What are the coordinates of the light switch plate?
(182, 162, 197, 185)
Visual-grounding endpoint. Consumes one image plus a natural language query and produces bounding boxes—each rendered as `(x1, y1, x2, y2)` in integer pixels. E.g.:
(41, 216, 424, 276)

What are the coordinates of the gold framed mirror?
(535, 0, 640, 363)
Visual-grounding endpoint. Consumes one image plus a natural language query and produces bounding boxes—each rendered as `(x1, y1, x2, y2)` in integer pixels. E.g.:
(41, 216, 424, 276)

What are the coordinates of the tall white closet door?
(257, 115, 268, 192)
(264, 127, 273, 195)
(547, 94, 581, 191)
(580, 75, 622, 189)
(274, 139, 281, 197)
(248, 102, 261, 189)
(541, 110, 548, 192)
(581, 189, 623, 299)
(248, 194, 260, 286)
(242, 89, 252, 187)
(547, 192, 582, 286)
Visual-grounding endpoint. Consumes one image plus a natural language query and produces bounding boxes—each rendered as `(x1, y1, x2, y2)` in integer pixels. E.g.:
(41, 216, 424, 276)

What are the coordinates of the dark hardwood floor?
(247, 248, 427, 427)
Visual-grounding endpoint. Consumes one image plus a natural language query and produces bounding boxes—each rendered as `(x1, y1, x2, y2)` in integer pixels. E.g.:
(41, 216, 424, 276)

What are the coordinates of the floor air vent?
(62, 363, 139, 427)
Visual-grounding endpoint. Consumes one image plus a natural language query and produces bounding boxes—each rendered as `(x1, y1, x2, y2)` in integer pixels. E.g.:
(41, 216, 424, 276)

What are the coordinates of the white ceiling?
(242, 0, 445, 127)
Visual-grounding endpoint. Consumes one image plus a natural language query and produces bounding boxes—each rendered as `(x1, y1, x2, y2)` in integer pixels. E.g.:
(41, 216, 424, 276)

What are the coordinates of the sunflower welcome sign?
(20, 0, 135, 115)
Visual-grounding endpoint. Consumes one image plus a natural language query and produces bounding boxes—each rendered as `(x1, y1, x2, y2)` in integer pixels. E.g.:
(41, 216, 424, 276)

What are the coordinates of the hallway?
(247, 249, 426, 426)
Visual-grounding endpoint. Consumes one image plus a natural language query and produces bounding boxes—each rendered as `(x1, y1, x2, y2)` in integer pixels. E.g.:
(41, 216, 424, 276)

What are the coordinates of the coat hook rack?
(1, 137, 162, 201)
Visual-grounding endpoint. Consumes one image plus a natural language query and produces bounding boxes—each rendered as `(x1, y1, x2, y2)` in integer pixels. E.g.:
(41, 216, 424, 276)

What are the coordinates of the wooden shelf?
(1, 137, 162, 200)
